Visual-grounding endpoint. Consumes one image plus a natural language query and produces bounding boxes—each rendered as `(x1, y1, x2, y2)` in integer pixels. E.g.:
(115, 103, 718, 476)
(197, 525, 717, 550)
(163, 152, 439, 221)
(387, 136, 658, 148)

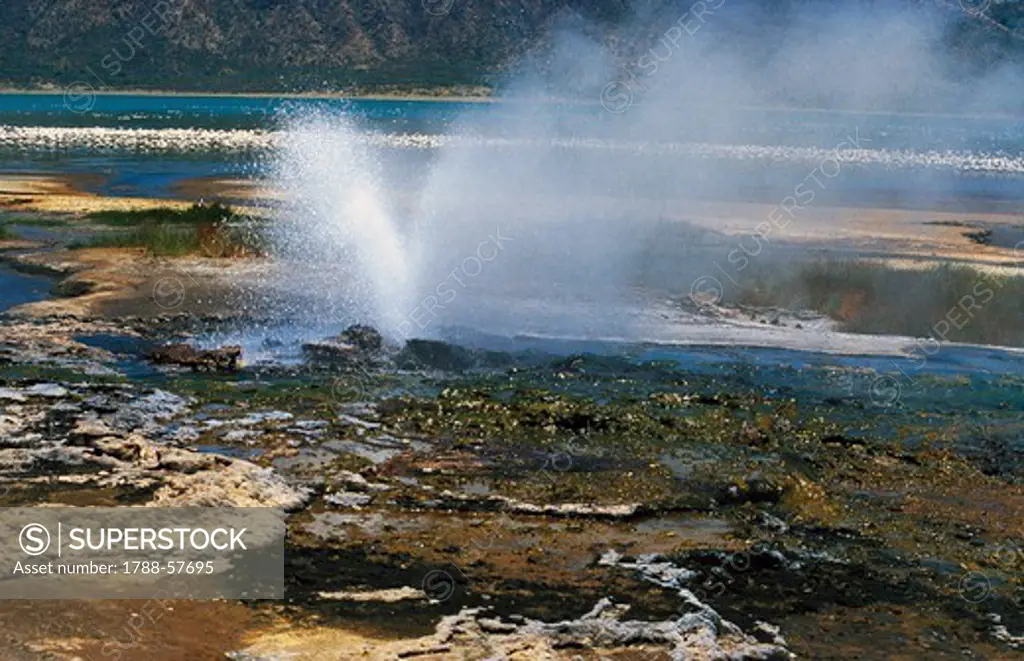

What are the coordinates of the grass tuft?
(75, 203, 265, 257)
(84, 202, 238, 227)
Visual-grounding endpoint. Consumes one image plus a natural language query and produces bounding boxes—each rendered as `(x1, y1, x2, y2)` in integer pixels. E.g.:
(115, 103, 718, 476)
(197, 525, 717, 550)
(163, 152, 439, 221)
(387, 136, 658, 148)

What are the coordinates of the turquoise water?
(0, 94, 481, 130)
(2, 93, 1023, 151)
(1, 92, 1023, 204)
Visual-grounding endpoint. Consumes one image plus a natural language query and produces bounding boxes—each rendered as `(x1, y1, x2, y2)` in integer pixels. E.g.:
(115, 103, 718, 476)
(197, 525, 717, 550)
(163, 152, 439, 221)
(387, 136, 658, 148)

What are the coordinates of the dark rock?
(553, 354, 587, 372)
(301, 325, 390, 367)
(398, 339, 475, 371)
(51, 279, 94, 298)
(302, 340, 361, 366)
(338, 324, 384, 352)
(722, 475, 785, 505)
(821, 433, 867, 447)
(148, 343, 241, 371)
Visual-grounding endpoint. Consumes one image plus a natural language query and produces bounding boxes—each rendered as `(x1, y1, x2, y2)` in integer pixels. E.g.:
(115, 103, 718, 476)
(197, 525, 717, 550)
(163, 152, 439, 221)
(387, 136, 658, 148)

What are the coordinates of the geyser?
(269, 114, 415, 338)
(267, 99, 653, 345)
(264, 2, 1024, 350)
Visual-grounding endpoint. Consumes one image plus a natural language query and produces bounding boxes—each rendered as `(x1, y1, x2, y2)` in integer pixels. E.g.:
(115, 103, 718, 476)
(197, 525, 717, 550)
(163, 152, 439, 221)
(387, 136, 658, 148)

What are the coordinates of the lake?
(1, 92, 1023, 207)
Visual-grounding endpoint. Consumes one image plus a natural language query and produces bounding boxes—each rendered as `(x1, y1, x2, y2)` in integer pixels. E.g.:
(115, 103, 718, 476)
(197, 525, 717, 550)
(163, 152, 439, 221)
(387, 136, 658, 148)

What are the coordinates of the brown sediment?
(0, 599, 260, 661)
(21, 196, 195, 215)
(171, 176, 280, 202)
(3, 246, 271, 319)
(0, 173, 104, 198)
(0, 174, 268, 216)
(0, 174, 193, 215)
(782, 605, 1013, 660)
(654, 199, 1024, 268)
(0, 239, 44, 251)
(4, 247, 154, 317)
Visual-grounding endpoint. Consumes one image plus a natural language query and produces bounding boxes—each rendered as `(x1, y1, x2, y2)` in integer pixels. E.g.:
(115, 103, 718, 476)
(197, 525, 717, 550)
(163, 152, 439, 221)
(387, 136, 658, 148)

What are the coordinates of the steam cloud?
(268, 1, 1023, 345)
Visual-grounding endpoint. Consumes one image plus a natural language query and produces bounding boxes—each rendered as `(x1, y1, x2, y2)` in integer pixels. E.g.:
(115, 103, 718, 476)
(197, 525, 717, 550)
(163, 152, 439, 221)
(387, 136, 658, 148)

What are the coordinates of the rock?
(293, 419, 328, 430)
(0, 388, 27, 402)
(398, 339, 476, 371)
(151, 459, 311, 510)
(758, 511, 790, 533)
(337, 413, 381, 429)
(0, 415, 27, 443)
(992, 624, 1024, 648)
(329, 470, 391, 493)
(317, 586, 425, 602)
(52, 278, 94, 297)
(437, 490, 641, 519)
(223, 429, 259, 442)
(238, 411, 293, 426)
(723, 475, 785, 505)
(337, 324, 384, 352)
(752, 621, 788, 647)
(149, 343, 241, 371)
(93, 434, 162, 466)
(303, 325, 387, 366)
(153, 446, 225, 473)
(68, 418, 121, 442)
(110, 389, 189, 433)
(0, 374, 307, 513)
(596, 551, 793, 659)
(400, 599, 791, 660)
(231, 595, 791, 660)
(477, 617, 519, 633)
(165, 425, 201, 443)
(325, 491, 373, 509)
(602, 552, 700, 593)
(581, 597, 633, 621)
(301, 339, 363, 366)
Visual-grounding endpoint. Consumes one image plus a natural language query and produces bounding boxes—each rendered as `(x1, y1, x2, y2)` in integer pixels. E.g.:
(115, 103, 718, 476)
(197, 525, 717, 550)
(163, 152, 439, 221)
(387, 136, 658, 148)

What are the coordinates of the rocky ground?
(1, 298, 1024, 659)
(2, 209, 1024, 659)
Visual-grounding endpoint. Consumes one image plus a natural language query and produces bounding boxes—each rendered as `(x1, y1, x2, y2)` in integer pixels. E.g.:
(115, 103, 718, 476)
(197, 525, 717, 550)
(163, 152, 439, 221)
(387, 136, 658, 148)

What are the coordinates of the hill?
(0, 0, 1021, 98)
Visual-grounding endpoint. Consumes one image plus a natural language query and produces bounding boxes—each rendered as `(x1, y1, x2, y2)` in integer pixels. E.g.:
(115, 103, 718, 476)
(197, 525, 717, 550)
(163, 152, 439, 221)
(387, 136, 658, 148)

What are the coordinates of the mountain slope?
(0, 0, 1021, 94)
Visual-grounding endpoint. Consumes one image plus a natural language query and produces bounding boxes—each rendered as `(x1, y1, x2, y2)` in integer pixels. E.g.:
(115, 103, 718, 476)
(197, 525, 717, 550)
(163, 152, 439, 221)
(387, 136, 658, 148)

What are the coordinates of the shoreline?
(2, 88, 1023, 119)
(0, 87, 496, 104)
(3, 172, 1023, 266)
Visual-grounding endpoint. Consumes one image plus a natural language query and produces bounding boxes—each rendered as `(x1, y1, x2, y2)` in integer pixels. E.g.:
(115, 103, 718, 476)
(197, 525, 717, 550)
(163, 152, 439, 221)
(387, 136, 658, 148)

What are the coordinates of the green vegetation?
(76, 203, 265, 257)
(85, 202, 238, 227)
(78, 224, 201, 256)
(728, 260, 1024, 346)
(0, 224, 18, 240)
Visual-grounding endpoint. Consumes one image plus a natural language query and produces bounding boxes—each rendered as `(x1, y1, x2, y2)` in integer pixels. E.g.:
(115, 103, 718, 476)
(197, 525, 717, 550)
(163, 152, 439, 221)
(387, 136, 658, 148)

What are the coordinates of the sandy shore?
(0, 173, 195, 214)
(172, 175, 1024, 268)
(0, 174, 268, 216)
(171, 176, 280, 203)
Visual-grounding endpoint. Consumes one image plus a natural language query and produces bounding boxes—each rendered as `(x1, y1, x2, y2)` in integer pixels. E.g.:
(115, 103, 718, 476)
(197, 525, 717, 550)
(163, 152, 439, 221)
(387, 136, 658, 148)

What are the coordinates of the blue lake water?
(2, 93, 1023, 150)
(0, 263, 54, 312)
(2, 92, 1024, 382)
(1, 93, 1023, 206)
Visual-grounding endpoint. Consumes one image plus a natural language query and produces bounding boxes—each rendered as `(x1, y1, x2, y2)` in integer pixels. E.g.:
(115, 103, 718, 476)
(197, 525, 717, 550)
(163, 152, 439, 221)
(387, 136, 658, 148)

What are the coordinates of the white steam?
(266, 2, 1023, 345)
